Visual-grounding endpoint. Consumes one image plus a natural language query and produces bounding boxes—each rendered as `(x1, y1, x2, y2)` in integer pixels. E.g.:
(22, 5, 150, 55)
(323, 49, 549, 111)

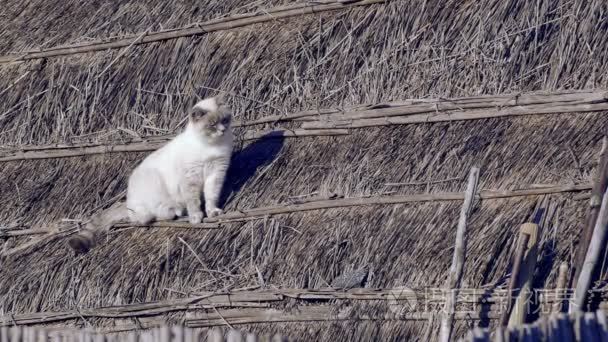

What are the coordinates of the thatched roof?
(1, 0, 608, 340)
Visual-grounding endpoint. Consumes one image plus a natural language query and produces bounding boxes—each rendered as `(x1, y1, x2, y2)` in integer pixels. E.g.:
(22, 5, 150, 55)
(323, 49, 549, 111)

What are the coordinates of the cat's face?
(189, 96, 232, 140)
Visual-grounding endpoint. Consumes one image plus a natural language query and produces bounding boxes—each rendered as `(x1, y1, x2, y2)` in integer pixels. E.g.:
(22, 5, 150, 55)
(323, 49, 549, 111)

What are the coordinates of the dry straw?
(1, 0, 608, 340)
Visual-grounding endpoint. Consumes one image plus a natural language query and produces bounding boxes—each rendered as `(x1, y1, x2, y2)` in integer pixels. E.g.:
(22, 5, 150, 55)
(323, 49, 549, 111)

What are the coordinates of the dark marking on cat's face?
(189, 97, 232, 140)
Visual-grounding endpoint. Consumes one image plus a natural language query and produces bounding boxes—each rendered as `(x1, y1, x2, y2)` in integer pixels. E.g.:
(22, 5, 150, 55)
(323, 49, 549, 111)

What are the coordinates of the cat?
(68, 95, 234, 253)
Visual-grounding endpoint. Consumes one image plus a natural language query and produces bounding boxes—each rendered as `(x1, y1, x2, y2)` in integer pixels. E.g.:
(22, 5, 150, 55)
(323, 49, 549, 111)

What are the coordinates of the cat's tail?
(68, 201, 129, 253)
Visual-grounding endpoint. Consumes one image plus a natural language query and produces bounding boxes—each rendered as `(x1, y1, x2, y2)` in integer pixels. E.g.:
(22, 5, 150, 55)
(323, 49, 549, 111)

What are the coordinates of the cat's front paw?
(189, 211, 204, 224)
(206, 208, 224, 218)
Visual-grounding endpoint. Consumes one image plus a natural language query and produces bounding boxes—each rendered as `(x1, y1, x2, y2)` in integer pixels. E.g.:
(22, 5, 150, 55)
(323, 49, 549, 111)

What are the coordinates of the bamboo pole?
(3, 183, 591, 239)
(596, 310, 608, 340)
(1, 91, 606, 163)
(552, 262, 570, 314)
(438, 167, 480, 342)
(500, 230, 531, 326)
(572, 186, 608, 313)
(244, 333, 258, 342)
(507, 223, 539, 327)
(0, 287, 579, 328)
(305, 90, 608, 123)
(226, 330, 244, 342)
(0, 0, 386, 64)
(203, 183, 590, 224)
(572, 137, 608, 290)
(207, 329, 223, 342)
(301, 98, 608, 130)
(0, 129, 349, 162)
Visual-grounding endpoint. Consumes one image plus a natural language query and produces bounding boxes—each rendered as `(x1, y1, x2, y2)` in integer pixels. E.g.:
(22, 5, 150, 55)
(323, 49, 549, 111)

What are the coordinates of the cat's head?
(189, 95, 232, 140)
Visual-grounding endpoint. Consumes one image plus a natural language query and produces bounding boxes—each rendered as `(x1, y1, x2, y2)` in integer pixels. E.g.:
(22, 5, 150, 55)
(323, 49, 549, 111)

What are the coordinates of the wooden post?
(126, 332, 137, 342)
(207, 329, 224, 342)
(572, 137, 608, 289)
(572, 186, 608, 312)
(500, 230, 530, 326)
(493, 326, 504, 342)
(556, 314, 575, 342)
(184, 329, 194, 342)
(10, 325, 23, 342)
(158, 326, 171, 342)
(1, 327, 8, 342)
(508, 223, 539, 326)
(596, 310, 608, 340)
(552, 262, 569, 313)
(75, 331, 86, 342)
(438, 167, 480, 342)
(226, 330, 243, 342)
(245, 333, 258, 342)
(27, 327, 38, 342)
(140, 331, 153, 342)
(270, 335, 286, 342)
(171, 327, 184, 342)
(93, 333, 105, 342)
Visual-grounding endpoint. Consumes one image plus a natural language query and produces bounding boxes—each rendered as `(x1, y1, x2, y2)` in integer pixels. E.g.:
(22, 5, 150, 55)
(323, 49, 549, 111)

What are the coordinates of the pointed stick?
(438, 167, 480, 342)
(572, 186, 608, 312)
(572, 137, 608, 290)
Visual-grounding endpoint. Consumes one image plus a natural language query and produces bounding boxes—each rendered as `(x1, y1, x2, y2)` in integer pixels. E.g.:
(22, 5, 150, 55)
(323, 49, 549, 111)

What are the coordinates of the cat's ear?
(215, 93, 226, 105)
(190, 106, 208, 121)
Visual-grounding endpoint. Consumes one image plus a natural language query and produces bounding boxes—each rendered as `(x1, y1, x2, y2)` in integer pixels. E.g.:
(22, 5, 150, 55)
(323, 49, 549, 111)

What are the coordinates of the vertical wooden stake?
(572, 137, 608, 289)
(270, 335, 287, 342)
(126, 331, 137, 342)
(226, 330, 243, 342)
(500, 230, 530, 326)
(10, 326, 22, 342)
(439, 167, 480, 342)
(207, 329, 224, 342)
(140, 331, 153, 342)
(171, 326, 184, 342)
(245, 333, 258, 342)
(508, 223, 539, 326)
(552, 262, 569, 313)
(572, 186, 608, 312)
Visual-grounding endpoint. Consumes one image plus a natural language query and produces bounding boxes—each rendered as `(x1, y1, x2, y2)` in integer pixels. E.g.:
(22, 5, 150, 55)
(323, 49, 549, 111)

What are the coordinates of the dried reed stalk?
(0, 0, 386, 64)
(439, 167, 479, 342)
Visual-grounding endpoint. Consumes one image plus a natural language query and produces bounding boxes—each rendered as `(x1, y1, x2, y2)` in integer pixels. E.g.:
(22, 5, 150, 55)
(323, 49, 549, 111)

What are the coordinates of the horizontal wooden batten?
(1, 90, 605, 162)
(2, 183, 590, 239)
(0, 129, 348, 162)
(301, 90, 608, 129)
(204, 183, 591, 223)
(0, 0, 387, 64)
(0, 287, 584, 328)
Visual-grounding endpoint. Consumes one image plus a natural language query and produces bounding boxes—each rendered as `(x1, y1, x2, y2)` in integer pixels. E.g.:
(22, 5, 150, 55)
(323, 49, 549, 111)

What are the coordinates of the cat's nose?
(218, 124, 225, 132)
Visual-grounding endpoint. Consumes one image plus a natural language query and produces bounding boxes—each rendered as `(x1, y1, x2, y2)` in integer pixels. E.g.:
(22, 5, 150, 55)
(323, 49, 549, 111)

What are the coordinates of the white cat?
(127, 95, 233, 224)
(68, 96, 233, 253)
